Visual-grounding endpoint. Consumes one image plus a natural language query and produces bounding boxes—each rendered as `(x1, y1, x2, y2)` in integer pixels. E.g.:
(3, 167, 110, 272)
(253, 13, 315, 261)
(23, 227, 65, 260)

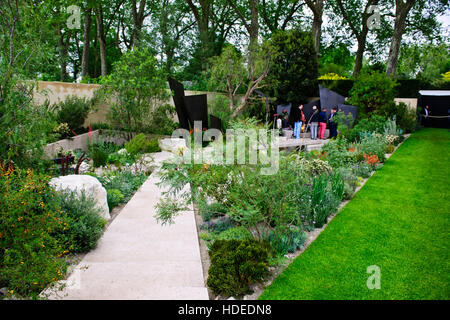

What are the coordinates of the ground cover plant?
(260, 128, 449, 299)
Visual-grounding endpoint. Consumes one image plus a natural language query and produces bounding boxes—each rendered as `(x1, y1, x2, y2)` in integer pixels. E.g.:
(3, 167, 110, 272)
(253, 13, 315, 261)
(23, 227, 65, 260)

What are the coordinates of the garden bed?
(191, 134, 411, 300)
(151, 116, 413, 300)
(260, 129, 448, 299)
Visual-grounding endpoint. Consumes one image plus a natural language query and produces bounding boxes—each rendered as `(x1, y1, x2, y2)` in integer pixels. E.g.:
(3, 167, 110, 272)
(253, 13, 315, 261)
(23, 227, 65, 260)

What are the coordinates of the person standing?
(419, 105, 430, 127)
(294, 105, 306, 139)
(328, 107, 338, 139)
(318, 107, 327, 140)
(309, 106, 319, 140)
(279, 108, 290, 129)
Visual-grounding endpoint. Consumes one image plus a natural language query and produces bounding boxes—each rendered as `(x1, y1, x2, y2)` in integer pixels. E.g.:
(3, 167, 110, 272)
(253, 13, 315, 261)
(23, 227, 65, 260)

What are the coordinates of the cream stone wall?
(33, 81, 418, 126)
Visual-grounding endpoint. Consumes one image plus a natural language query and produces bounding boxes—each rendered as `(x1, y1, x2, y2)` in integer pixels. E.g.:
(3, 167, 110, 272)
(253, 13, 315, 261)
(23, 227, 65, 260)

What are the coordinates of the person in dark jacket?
(309, 106, 319, 140)
(318, 108, 327, 139)
(328, 107, 338, 139)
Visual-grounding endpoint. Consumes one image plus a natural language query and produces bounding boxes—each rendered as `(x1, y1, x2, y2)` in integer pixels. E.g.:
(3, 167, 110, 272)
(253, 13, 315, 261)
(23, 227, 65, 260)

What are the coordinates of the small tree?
(265, 29, 318, 105)
(206, 45, 247, 112)
(347, 71, 398, 118)
(205, 43, 273, 119)
(97, 48, 170, 136)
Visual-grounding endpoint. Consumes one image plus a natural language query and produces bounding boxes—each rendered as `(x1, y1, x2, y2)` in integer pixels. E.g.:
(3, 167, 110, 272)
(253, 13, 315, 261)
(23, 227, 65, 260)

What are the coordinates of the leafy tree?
(206, 42, 273, 118)
(97, 48, 170, 137)
(397, 43, 450, 84)
(347, 71, 398, 117)
(319, 43, 355, 77)
(259, 0, 305, 35)
(384, 0, 448, 76)
(330, 0, 379, 78)
(0, 0, 58, 168)
(265, 29, 318, 105)
(205, 45, 246, 111)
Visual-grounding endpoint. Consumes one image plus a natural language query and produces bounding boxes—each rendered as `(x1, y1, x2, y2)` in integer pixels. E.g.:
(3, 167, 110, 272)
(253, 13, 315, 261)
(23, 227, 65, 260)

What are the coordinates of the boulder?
(159, 138, 187, 154)
(49, 175, 110, 220)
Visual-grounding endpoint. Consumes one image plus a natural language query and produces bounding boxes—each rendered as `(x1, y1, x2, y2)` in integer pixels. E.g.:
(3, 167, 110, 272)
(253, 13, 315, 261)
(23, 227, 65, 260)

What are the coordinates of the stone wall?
(44, 129, 129, 158)
(33, 81, 418, 127)
(32, 81, 233, 127)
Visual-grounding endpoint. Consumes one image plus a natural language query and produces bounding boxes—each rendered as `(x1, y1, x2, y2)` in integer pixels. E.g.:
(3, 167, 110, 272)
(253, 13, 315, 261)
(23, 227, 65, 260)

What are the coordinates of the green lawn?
(260, 128, 450, 300)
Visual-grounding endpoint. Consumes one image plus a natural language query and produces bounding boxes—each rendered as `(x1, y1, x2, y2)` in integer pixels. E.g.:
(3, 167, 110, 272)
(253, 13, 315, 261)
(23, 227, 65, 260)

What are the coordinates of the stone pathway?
(44, 151, 208, 300)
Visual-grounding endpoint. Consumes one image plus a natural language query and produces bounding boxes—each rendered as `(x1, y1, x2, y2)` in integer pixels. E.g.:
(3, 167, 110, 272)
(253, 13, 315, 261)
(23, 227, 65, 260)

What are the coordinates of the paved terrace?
(44, 151, 208, 300)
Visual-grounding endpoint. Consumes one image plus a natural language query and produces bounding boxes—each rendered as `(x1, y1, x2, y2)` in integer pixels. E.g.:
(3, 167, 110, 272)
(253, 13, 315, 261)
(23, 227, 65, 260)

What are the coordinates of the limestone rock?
(49, 175, 110, 220)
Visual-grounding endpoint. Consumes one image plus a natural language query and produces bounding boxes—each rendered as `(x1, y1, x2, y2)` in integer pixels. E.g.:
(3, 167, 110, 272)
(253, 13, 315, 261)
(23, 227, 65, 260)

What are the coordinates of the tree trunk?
(306, 0, 324, 58)
(312, 13, 322, 57)
(131, 0, 147, 48)
(81, 7, 92, 78)
(386, 0, 416, 76)
(247, 0, 259, 80)
(353, 36, 366, 78)
(185, 0, 213, 67)
(95, 6, 107, 77)
(57, 27, 71, 82)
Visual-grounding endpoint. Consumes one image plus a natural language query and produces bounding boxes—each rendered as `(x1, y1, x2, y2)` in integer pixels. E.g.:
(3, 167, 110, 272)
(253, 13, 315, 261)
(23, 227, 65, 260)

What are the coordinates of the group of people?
(279, 105, 339, 140)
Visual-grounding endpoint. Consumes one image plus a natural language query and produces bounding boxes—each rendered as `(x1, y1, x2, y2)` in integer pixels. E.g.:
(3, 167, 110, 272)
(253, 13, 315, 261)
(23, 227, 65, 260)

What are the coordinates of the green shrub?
(265, 226, 306, 256)
(216, 226, 253, 242)
(343, 182, 354, 200)
(88, 140, 120, 168)
(91, 148, 108, 168)
(209, 95, 234, 130)
(200, 216, 235, 233)
(0, 166, 67, 298)
(351, 163, 373, 179)
(198, 201, 228, 222)
(98, 48, 170, 133)
(125, 133, 161, 155)
(96, 170, 149, 203)
(207, 239, 270, 297)
(389, 102, 417, 133)
(54, 95, 92, 132)
(347, 71, 398, 117)
(386, 144, 395, 154)
(0, 81, 57, 169)
(321, 139, 357, 168)
(53, 191, 106, 253)
(357, 133, 387, 163)
(147, 104, 178, 135)
(345, 115, 388, 142)
(107, 188, 124, 210)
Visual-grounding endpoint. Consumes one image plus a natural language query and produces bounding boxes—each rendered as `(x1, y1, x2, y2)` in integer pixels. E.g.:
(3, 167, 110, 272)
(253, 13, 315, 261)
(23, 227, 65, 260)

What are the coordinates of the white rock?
(76, 161, 90, 174)
(49, 175, 110, 220)
(159, 138, 187, 154)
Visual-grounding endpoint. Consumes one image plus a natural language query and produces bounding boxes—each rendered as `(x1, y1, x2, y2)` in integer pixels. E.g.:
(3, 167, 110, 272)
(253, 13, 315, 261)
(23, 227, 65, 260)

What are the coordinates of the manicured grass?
(260, 128, 450, 300)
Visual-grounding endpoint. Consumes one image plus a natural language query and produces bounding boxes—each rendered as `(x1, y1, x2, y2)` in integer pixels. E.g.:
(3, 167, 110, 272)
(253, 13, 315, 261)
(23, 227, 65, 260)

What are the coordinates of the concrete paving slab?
(44, 152, 208, 300)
